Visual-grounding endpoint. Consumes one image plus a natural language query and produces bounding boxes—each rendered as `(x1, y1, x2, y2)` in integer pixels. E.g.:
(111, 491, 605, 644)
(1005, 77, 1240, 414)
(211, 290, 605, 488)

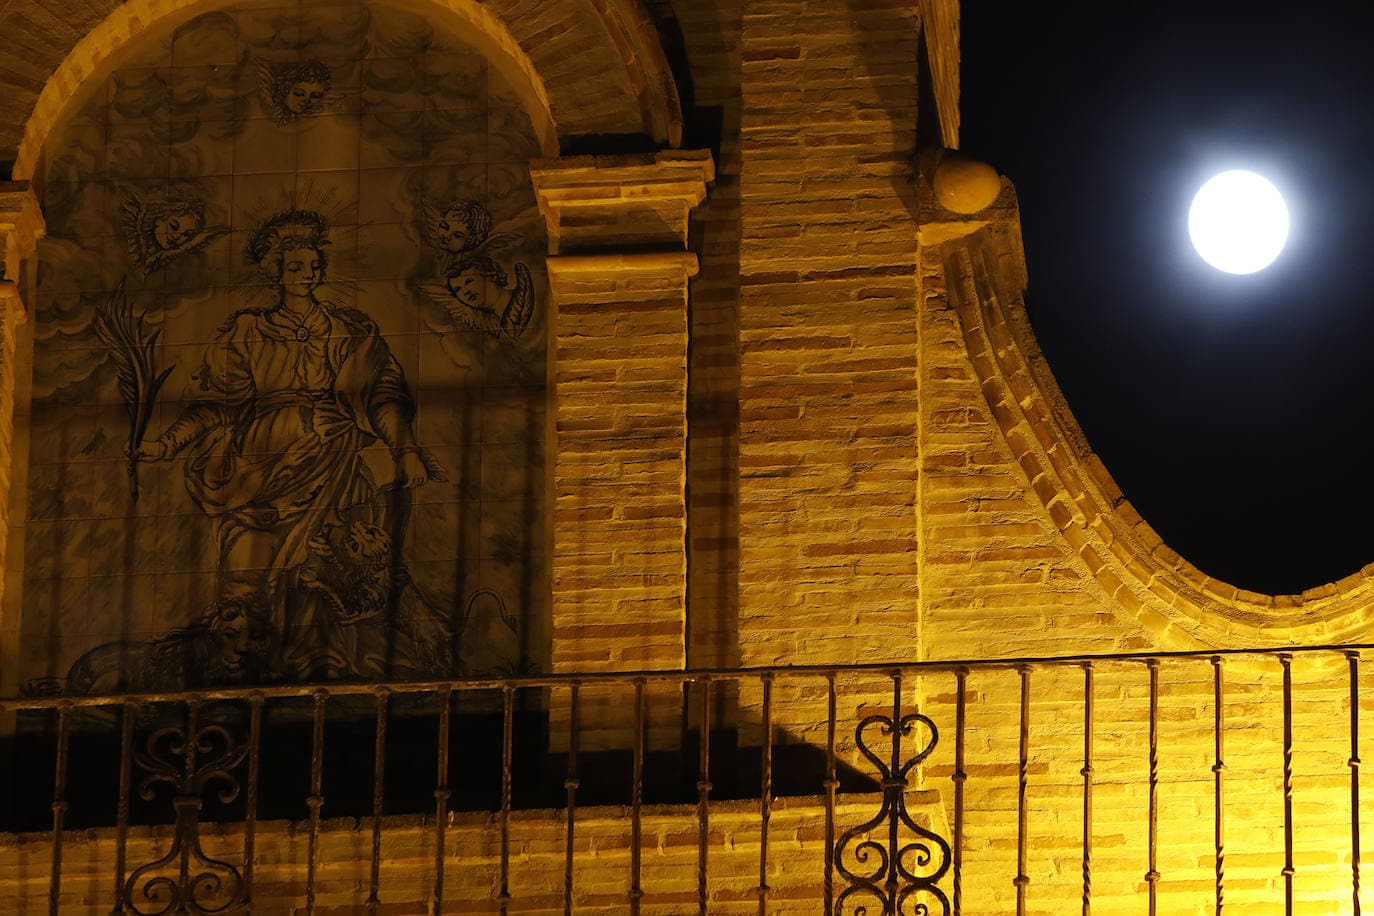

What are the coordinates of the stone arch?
(4, 0, 684, 180)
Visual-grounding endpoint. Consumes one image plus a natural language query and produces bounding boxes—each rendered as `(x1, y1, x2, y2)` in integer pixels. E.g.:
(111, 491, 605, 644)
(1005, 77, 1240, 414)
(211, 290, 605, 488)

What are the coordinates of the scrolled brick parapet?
(0, 180, 44, 325)
(529, 150, 715, 254)
(925, 171, 1374, 648)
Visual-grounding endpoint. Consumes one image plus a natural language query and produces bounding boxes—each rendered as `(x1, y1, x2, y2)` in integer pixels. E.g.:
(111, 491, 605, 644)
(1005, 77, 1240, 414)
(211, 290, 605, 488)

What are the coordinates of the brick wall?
(5, 0, 1374, 913)
(736, 0, 923, 670)
(1, 794, 935, 914)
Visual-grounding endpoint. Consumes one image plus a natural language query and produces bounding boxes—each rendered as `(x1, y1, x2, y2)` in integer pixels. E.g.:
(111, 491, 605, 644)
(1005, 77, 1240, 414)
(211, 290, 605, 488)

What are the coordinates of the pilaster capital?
(546, 251, 700, 300)
(0, 181, 45, 325)
(529, 150, 715, 255)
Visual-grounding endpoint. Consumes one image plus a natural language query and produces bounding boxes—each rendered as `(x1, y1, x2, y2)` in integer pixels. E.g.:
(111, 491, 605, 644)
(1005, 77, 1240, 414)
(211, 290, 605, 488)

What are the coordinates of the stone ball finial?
(933, 152, 1001, 214)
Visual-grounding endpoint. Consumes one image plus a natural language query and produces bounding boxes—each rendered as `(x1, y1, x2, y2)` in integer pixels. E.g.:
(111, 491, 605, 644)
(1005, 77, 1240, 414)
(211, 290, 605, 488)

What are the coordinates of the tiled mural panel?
(22, 1, 549, 693)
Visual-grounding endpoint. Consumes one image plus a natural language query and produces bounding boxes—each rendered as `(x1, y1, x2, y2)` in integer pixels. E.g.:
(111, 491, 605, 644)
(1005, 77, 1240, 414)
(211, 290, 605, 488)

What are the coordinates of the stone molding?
(546, 250, 700, 288)
(928, 177, 1374, 647)
(595, 0, 687, 148)
(0, 181, 43, 323)
(530, 150, 715, 254)
(918, 0, 961, 150)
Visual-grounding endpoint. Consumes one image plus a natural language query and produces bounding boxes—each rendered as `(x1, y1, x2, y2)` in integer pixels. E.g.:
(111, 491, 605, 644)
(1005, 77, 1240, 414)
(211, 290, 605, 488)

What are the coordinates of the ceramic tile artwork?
(21, 0, 549, 696)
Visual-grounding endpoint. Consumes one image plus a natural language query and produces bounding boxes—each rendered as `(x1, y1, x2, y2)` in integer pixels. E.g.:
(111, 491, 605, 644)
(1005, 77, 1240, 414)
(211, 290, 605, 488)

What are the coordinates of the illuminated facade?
(0, 1, 1367, 913)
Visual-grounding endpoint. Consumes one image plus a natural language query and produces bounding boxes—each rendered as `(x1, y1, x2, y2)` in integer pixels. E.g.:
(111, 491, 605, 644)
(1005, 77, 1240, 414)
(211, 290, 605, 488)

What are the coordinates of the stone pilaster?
(531, 151, 713, 747)
(0, 181, 43, 699)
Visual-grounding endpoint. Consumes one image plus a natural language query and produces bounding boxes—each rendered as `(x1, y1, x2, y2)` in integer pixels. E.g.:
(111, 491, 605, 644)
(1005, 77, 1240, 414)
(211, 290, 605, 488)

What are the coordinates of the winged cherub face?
(447, 267, 485, 308)
(432, 209, 480, 254)
(152, 208, 203, 251)
(286, 79, 327, 115)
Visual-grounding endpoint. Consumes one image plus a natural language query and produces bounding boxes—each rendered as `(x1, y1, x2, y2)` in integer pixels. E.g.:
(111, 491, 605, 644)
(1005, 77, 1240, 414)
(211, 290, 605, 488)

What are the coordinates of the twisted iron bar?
(122, 705, 248, 915)
(834, 674, 951, 916)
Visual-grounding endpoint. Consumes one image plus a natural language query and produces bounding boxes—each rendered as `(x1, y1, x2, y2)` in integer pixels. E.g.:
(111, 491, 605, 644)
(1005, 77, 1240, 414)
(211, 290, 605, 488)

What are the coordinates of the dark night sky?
(959, 1, 1374, 595)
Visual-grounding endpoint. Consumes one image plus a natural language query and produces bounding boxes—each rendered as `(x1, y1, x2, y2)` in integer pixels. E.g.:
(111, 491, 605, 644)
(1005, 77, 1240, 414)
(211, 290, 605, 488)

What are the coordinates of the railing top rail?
(2, 641, 1368, 711)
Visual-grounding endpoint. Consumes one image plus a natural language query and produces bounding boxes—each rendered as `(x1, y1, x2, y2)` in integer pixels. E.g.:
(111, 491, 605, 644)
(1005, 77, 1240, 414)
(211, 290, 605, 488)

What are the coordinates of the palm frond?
(93, 279, 172, 501)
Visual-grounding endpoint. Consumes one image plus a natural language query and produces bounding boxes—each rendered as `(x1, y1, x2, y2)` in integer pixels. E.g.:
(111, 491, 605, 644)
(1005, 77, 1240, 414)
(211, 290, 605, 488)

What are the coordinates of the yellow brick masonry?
(0, 794, 929, 913)
(6, 0, 1374, 912)
(671, 0, 746, 672)
(533, 152, 713, 749)
(910, 176, 1374, 914)
(546, 252, 697, 748)
(914, 655, 1374, 915)
(737, 0, 923, 669)
(548, 253, 697, 675)
(919, 239, 1155, 659)
(924, 190, 1374, 649)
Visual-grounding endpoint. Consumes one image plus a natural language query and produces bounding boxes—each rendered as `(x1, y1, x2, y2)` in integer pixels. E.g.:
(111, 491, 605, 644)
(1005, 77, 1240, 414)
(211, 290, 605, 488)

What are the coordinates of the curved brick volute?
(922, 175, 1374, 653)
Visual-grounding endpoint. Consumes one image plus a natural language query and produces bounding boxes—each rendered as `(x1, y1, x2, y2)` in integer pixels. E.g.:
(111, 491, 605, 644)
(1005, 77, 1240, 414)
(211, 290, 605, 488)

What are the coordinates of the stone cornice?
(547, 250, 699, 280)
(529, 150, 715, 255)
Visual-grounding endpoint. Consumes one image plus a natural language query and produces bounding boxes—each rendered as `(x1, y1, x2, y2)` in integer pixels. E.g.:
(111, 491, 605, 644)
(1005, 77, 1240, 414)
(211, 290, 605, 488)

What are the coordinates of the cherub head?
(261, 60, 332, 123)
(446, 261, 504, 311)
(149, 199, 204, 251)
(247, 209, 331, 294)
(120, 194, 223, 275)
(424, 200, 492, 255)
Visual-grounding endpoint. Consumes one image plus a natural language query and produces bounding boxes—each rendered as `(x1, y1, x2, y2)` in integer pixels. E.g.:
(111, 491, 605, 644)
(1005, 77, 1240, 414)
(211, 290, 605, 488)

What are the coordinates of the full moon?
(1188, 170, 1289, 274)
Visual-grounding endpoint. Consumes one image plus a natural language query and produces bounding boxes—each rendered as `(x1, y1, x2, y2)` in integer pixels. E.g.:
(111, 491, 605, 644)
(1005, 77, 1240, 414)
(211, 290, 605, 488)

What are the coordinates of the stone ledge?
(530, 151, 716, 254)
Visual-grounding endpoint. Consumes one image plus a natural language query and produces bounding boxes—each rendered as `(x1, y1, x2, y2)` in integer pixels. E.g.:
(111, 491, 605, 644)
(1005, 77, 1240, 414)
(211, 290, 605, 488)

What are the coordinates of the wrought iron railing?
(1, 643, 1370, 914)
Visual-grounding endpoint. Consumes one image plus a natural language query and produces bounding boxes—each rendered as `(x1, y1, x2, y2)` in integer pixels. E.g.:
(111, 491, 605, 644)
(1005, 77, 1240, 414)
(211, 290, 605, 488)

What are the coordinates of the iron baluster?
(697, 678, 713, 915)
(758, 673, 773, 914)
(122, 698, 248, 914)
(824, 673, 838, 916)
(888, 673, 901, 906)
(181, 702, 200, 895)
(954, 667, 967, 916)
(433, 685, 452, 915)
(1281, 654, 1294, 916)
(1081, 662, 1093, 916)
(113, 700, 136, 915)
(564, 684, 581, 916)
(1016, 665, 1030, 916)
(1350, 651, 1363, 916)
(49, 703, 70, 916)
(500, 684, 514, 915)
(306, 690, 326, 915)
(833, 671, 951, 915)
(1212, 657, 1225, 915)
(630, 680, 645, 915)
(368, 687, 388, 914)
(244, 693, 262, 913)
(1146, 660, 1160, 916)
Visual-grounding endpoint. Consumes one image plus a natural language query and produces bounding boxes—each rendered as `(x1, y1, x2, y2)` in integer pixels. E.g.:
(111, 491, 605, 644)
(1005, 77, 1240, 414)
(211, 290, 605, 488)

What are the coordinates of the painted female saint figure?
(137, 209, 451, 680)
